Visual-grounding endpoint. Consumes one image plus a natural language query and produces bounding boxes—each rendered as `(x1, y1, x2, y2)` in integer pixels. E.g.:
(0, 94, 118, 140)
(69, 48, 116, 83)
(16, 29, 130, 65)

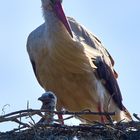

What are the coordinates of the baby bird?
(38, 91, 57, 124)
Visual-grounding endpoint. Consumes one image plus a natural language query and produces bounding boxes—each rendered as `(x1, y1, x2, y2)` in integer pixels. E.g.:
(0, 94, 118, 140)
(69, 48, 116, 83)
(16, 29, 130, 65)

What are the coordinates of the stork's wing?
(26, 24, 45, 88)
(68, 17, 124, 110)
(94, 57, 123, 110)
(27, 48, 43, 88)
(68, 17, 115, 67)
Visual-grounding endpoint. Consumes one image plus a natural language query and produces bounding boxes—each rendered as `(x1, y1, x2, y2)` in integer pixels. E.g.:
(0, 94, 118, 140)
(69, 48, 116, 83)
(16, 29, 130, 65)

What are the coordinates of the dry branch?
(0, 109, 115, 124)
(0, 109, 140, 139)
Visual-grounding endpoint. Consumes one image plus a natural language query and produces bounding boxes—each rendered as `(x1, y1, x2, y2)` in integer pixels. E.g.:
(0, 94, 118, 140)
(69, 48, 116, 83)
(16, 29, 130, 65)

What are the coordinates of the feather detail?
(93, 56, 123, 110)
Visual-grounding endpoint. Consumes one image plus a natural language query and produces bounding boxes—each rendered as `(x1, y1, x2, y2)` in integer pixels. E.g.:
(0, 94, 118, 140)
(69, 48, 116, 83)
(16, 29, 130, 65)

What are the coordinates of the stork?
(27, 0, 132, 123)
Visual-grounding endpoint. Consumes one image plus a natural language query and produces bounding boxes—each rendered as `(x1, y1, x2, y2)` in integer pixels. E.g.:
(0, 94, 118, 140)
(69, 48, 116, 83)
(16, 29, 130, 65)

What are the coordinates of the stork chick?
(38, 91, 57, 124)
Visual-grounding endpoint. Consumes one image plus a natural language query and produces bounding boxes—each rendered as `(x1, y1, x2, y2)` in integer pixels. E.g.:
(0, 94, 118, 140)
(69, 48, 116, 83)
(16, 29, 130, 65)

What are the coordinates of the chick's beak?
(38, 97, 43, 101)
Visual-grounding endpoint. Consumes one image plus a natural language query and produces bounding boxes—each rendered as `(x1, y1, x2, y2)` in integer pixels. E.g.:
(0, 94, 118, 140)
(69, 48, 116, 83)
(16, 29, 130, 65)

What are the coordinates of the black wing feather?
(30, 59, 43, 88)
(94, 58, 123, 110)
(30, 59, 37, 78)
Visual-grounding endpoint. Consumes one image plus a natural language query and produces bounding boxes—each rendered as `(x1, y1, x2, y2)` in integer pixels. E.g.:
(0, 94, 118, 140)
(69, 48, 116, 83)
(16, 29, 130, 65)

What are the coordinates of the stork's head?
(41, 0, 73, 38)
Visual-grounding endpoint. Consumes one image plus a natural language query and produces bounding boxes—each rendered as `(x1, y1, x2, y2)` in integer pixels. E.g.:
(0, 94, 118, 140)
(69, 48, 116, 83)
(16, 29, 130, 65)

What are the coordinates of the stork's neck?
(43, 9, 71, 40)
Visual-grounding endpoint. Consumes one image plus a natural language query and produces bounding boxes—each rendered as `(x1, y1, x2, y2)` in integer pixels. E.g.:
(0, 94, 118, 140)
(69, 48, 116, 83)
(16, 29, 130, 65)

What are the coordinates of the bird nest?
(0, 109, 140, 140)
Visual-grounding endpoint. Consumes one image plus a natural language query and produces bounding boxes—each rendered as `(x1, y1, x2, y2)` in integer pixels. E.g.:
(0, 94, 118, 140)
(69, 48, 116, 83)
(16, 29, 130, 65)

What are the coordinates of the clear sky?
(0, 0, 140, 131)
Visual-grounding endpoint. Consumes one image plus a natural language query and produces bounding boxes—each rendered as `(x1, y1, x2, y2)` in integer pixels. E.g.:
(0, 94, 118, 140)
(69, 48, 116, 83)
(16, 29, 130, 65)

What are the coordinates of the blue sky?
(0, 0, 140, 131)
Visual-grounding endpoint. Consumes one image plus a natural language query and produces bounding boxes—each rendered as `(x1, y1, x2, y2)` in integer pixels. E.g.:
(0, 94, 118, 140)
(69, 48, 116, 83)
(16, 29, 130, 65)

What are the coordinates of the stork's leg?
(57, 106, 64, 125)
(57, 103, 65, 125)
(98, 102, 105, 123)
(58, 114, 64, 125)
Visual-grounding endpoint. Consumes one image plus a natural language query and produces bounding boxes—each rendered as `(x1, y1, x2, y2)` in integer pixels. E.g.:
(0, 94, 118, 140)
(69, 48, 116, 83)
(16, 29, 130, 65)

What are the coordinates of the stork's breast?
(35, 41, 101, 111)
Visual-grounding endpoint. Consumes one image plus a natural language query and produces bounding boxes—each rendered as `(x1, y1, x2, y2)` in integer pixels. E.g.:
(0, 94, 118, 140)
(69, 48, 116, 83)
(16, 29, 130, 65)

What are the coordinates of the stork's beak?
(53, 0, 73, 38)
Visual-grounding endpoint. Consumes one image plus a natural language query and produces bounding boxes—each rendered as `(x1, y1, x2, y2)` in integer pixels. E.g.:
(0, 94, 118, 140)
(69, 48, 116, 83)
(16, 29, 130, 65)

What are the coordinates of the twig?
(0, 109, 116, 132)
(1, 109, 115, 118)
(8, 125, 28, 133)
(133, 113, 140, 121)
(0, 109, 115, 125)
(14, 118, 30, 127)
(56, 115, 74, 122)
(1, 104, 10, 115)
(55, 110, 115, 116)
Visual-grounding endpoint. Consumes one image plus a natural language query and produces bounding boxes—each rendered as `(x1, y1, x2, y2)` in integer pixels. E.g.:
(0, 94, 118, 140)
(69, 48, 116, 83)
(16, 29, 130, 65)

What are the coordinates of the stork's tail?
(120, 107, 132, 122)
(112, 106, 132, 122)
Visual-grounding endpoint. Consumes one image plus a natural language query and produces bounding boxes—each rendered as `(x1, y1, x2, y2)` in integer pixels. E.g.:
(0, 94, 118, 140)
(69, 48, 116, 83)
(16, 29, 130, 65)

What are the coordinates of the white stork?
(27, 0, 132, 123)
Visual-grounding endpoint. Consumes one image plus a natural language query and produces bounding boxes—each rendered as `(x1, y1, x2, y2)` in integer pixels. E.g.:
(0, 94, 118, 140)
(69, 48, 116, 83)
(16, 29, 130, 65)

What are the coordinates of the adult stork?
(27, 0, 132, 123)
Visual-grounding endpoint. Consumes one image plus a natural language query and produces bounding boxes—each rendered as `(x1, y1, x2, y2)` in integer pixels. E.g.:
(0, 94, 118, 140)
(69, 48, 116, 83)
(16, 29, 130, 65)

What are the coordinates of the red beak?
(53, 0, 73, 38)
